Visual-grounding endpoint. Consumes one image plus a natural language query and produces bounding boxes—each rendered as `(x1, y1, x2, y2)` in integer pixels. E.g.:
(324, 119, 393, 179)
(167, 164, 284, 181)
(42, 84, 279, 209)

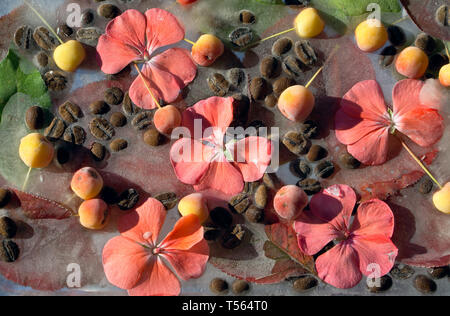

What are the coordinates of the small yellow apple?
(178, 193, 209, 224)
(53, 40, 86, 72)
(433, 182, 450, 214)
(19, 133, 54, 169)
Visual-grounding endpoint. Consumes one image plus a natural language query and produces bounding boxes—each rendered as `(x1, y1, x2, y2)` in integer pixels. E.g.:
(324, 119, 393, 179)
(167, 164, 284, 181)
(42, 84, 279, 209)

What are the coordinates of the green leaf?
(0, 50, 20, 114)
(328, 0, 401, 17)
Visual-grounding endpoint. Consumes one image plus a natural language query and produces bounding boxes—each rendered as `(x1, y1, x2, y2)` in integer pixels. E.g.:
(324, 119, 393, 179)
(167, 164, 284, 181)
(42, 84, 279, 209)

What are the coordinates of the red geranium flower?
(294, 184, 398, 289)
(102, 198, 209, 296)
(170, 97, 272, 195)
(97, 9, 197, 109)
(335, 79, 444, 165)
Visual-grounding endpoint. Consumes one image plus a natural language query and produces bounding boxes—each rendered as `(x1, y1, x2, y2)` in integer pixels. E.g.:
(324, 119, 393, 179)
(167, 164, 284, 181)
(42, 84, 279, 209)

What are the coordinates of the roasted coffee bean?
(414, 275, 437, 294)
(0, 240, 20, 263)
(292, 159, 311, 180)
(25, 106, 44, 130)
(117, 189, 139, 211)
(298, 179, 322, 196)
(229, 27, 254, 47)
(143, 128, 163, 147)
(387, 25, 406, 46)
(418, 177, 434, 194)
(390, 264, 415, 280)
(246, 205, 264, 223)
(154, 192, 178, 210)
(415, 33, 436, 54)
(307, 145, 327, 162)
(210, 278, 228, 294)
(98, 4, 121, 19)
(273, 77, 295, 95)
(239, 10, 255, 24)
(100, 186, 119, 205)
(56, 145, 71, 165)
(33, 26, 57, 50)
(90, 100, 110, 115)
(229, 193, 251, 214)
(339, 152, 361, 169)
(250, 77, 269, 100)
(427, 266, 449, 279)
(0, 217, 17, 239)
(44, 71, 67, 91)
(81, 10, 95, 26)
(64, 126, 86, 146)
(231, 94, 250, 127)
(131, 112, 153, 131)
(222, 224, 245, 249)
(110, 112, 127, 128)
(14, 25, 33, 50)
(263, 173, 277, 190)
(105, 87, 124, 105)
(300, 120, 319, 139)
(59, 101, 82, 124)
(44, 118, 66, 139)
(244, 182, 261, 195)
(435, 5, 449, 26)
(204, 226, 221, 241)
(90, 142, 106, 162)
(272, 37, 293, 56)
(254, 185, 268, 209)
(108, 65, 131, 81)
(282, 56, 304, 77)
(367, 275, 393, 293)
(210, 207, 233, 229)
(265, 94, 278, 108)
(207, 73, 230, 96)
(429, 53, 449, 73)
(89, 118, 115, 140)
(283, 131, 311, 155)
(76, 27, 102, 46)
(110, 139, 128, 152)
(316, 161, 335, 179)
(122, 92, 141, 116)
(295, 40, 317, 66)
(57, 24, 73, 40)
(379, 50, 395, 67)
(228, 68, 245, 89)
(232, 280, 250, 294)
(293, 276, 318, 292)
(34, 51, 49, 69)
(260, 56, 278, 79)
(0, 188, 11, 208)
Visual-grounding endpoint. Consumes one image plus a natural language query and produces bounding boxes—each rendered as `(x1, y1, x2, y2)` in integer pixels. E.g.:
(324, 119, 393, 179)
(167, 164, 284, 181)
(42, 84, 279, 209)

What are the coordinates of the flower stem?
(23, 0, 64, 45)
(184, 38, 196, 45)
(133, 63, 162, 109)
(22, 167, 32, 191)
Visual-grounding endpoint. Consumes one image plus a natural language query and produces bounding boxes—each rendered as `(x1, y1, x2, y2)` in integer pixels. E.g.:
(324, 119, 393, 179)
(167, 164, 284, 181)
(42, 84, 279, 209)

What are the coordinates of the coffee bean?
(210, 207, 233, 229)
(250, 77, 270, 100)
(117, 189, 139, 211)
(232, 280, 250, 294)
(316, 161, 335, 179)
(108, 65, 131, 81)
(239, 10, 255, 24)
(295, 40, 317, 66)
(283, 131, 311, 155)
(272, 37, 293, 56)
(282, 56, 304, 77)
(34, 51, 49, 69)
(263, 173, 277, 190)
(298, 179, 322, 195)
(44, 118, 66, 140)
(427, 266, 449, 279)
(307, 145, 327, 162)
(227, 68, 245, 89)
(154, 192, 178, 210)
(293, 276, 318, 292)
(110, 139, 128, 152)
(59, 101, 82, 124)
(254, 185, 268, 209)
(98, 4, 121, 19)
(204, 226, 221, 241)
(244, 182, 261, 195)
(210, 278, 228, 294)
(414, 275, 437, 294)
(265, 94, 278, 108)
(57, 24, 73, 41)
(367, 275, 393, 293)
(0, 188, 11, 208)
(300, 120, 319, 139)
(418, 177, 434, 194)
(90, 100, 110, 115)
(122, 92, 141, 116)
(260, 56, 278, 79)
(44, 71, 67, 91)
(222, 224, 245, 249)
(105, 87, 124, 105)
(229, 27, 254, 47)
(231, 94, 250, 127)
(89, 118, 115, 140)
(390, 264, 415, 280)
(110, 112, 127, 128)
(76, 27, 102, 46)
(33, 26, 58, 50)
(207, 73, 230, 96)
(429, 53, 449, 73)
(100, 186, 119, 205)
(131, 112, 153, 131)
(0, 217, 17, 239)
(142, 128, 162, 147)
(90, 142, 106, 161)
(25, 106, 44, 130)
(387, 25, 406, 46)
(246, 205, 264, 223)
(273, 77, 295, 95)
(435, 5, 449, 26)
(229, 193, 251, 214)
(63, 126, 86, 146)
(0, 240, 20, 263)
(415, 33, 436, 54)
(81, 10, 95, 26)
(14, 25, 33, 50)
(292, 159, 311, 180)
(339, 152, 361, 169)
(56, 144, 71, 165)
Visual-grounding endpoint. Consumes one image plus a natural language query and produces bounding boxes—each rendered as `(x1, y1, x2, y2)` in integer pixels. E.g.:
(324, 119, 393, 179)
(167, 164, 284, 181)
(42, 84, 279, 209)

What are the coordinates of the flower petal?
(102, 236, 149, 290)
(316, 241, 362, 289)
(392, 79, 425, 118)
(127, 257, 181, 296)
(194, 159, 244, 195)
(159, 214, 204, 251)
(118, 198, 166, 246)
(231, 136, 272, 182)
(145, 8, 185, 53)
(352, 235, 398, 277)
(162, 239, 209, 281)
(97, 35, 141, 74)
(347, 127, 390, 166)
(151, 48, 197, 88)
(351, 199, 395, 238)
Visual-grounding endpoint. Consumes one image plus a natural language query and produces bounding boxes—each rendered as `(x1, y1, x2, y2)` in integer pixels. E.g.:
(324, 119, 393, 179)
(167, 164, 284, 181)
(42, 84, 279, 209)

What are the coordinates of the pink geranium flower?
(97, 9, 197, 109)
(170, 97, 272, 195)
(335, 79, 444, 165)
(294, 184, 398, 289)
(102, 198, 209, 296)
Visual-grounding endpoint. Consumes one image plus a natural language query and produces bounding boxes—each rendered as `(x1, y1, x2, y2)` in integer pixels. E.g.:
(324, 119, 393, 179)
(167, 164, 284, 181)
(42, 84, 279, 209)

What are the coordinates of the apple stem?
(259, 28, 296, 44)
(22, 167, 32, 191)
(391, 16, 408, 25)
(305, 45, 340, 89)
(184, 38, 196, 45)
(23, 0, 64, 45)
(133, 63, 162, 109)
